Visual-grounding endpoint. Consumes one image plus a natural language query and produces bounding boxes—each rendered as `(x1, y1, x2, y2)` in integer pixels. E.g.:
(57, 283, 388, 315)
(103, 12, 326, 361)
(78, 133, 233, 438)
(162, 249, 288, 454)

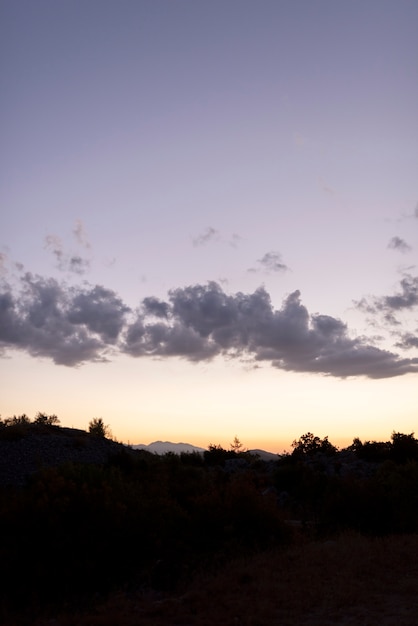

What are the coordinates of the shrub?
(88, 417, 111, 438)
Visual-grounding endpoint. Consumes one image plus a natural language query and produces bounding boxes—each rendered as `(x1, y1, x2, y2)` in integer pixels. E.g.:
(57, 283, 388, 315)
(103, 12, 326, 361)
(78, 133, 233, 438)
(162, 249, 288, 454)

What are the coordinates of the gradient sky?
(1, 0, 417, 452)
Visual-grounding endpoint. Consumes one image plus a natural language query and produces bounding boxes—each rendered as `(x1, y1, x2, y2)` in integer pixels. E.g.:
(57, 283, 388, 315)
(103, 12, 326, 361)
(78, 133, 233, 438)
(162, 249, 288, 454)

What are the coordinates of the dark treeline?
(1, 415, 418, 620)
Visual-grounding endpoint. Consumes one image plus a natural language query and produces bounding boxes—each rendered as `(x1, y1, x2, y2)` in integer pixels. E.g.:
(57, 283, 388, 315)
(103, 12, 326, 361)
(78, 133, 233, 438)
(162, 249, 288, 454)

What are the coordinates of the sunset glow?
(1, 1, 417, 452)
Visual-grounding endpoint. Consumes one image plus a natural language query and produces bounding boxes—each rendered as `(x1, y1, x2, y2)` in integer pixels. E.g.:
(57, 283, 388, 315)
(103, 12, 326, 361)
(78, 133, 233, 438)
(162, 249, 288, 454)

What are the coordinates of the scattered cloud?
(192, 227, 220, 247)
(44, 234, 64, 264)
(44, 233, 91, 275)
(380, 274, 418, 312)
(68, 256, 90, 274)
(355, 273, 418, 345)
(396, 332, 418, 351)
(356, 273, 418, 316)
(0, 252, 7, 275)
(1, 274, 417, 378)
(388, 236, 411, 254)
(73, 219, 91, 249)
(248, 251, 289, 274)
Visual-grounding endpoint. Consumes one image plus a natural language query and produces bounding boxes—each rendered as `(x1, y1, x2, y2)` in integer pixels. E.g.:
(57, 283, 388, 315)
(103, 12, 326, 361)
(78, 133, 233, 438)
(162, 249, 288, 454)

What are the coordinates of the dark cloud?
(1, 275, 417, 378)
(0, 274, 129, 365)
(382, 274, 418, 311)
(67, 285, 130, 343)
(123, 283, 416, 379)
(141, 296, 170, 318)
(355, 274, 418, 350)
(396, 332, 418, 350)
(248, 251, 289, 274)
(388, 236, 411, 254)
(192, 227, 219, 247)
(356, 274, 418, 316)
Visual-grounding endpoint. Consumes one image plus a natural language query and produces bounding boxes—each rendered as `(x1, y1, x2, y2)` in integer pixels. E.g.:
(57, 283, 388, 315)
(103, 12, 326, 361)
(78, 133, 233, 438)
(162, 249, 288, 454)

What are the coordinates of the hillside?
(0, 423, 131, 486)
(1, 422, 418, 624)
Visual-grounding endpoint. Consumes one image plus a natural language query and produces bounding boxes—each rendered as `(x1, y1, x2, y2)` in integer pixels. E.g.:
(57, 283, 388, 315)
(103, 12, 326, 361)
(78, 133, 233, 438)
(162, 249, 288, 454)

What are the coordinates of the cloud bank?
(1, 273, 417, 378)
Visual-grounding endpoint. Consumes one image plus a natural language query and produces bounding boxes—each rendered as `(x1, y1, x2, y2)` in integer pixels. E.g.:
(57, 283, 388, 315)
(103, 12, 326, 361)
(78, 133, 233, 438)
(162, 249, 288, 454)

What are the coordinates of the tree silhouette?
(34, 412, 60, 426)
(230, 436, 246, 454)
(88, 417, 110, 438)
(291, 432, 337, 457)
(391, 431, 418, 463)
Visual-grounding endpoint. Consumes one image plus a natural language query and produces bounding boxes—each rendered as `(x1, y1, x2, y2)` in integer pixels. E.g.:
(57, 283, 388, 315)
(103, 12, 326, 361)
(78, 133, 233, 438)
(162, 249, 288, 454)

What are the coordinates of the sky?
(1, 0, 417, 452)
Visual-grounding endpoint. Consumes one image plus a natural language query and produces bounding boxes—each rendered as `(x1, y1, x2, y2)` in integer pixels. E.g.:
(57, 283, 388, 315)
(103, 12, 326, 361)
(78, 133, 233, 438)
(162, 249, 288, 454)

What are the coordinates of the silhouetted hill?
(249, 448, 279, 461)
(0, 423, 129, 486)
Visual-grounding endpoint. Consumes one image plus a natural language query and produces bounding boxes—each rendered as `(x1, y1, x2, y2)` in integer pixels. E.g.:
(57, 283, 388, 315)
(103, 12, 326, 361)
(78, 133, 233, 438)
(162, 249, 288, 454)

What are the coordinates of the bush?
(88, 417, 111, 438)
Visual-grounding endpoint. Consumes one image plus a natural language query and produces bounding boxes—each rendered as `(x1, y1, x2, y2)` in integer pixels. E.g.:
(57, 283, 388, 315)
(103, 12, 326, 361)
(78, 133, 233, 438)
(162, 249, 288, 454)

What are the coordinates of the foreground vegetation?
(31, 533, 418, 626)
(1, 415, 418, 624)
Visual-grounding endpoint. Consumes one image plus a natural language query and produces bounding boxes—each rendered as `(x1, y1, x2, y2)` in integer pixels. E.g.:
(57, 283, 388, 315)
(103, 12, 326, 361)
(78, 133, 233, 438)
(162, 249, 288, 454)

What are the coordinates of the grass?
(19, 532, 418, 626)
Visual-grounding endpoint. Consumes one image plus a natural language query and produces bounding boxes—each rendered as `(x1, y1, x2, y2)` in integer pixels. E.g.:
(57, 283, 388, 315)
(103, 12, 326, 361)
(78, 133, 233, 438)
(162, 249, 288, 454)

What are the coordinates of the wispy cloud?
(73, 219, 91, 249)
(192, 227, 220, 247)
(1, 273, 417, 378)
(248, 251, 289, 274)
(356, 272, 418, 335)
(44, 232, 91, 275)
(388, 236, 411, 254)
(0, 252, 7, 276)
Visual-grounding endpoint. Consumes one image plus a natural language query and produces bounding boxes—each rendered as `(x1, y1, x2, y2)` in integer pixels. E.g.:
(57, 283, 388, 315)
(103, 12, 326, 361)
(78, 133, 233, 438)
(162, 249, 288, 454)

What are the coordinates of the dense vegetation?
(1, 414, 418, 623)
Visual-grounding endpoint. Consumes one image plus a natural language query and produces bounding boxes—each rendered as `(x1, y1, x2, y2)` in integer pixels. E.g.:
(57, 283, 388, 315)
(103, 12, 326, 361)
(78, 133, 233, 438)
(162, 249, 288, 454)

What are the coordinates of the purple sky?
(1, 1, 417, 451)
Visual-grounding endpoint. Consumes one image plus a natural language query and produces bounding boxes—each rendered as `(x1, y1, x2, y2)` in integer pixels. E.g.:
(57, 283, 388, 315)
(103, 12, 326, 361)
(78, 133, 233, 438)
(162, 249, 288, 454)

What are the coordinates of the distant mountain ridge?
(132, 441, 279, 460)
(132, 441, 206, 455)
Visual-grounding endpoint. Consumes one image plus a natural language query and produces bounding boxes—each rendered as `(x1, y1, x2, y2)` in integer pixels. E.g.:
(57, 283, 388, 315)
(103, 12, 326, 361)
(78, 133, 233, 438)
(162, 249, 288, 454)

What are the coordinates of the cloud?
(388, 236, 411, 254)
(248, 251, 289, 274)
(1, 275, 417, 378)
(396, 332, 418, 350)
(0, 274, 129, 365)
(192, 227, 220, 247)
(67, 285, 130, 343)
(355, 273, 418, 349)
(0, 252, 7, 275)
(44, 234, 91, 275)
(44, 234, 64, 265)
(73, 219, 91, 249)
(356, 273, 418, 315)
(381, 274, 418, 312)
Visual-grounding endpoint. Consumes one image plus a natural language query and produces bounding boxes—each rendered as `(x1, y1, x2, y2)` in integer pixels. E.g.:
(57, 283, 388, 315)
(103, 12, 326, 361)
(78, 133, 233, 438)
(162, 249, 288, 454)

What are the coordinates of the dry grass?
(23, 532, 418, 626)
